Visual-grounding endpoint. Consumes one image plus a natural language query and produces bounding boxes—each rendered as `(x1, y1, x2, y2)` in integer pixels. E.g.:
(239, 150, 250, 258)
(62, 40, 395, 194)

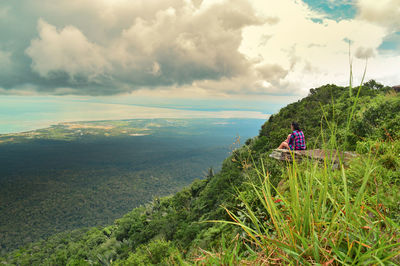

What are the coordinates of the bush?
(115, 239, 180, 265)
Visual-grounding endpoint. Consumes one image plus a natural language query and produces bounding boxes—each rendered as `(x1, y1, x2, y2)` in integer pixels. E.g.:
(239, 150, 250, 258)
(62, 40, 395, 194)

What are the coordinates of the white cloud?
(25, 19, 109, 80)
(236, 0, 390, 94)
(355, 46, 375, 59)
(2, 0, 400, 97)
(23, 0, 263, 93)
(109, 0, 260, 81)
(356, 0, 400, 31)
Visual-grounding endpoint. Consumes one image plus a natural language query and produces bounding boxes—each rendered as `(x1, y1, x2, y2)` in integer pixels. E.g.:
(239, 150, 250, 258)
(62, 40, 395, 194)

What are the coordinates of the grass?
(202, 137, 400, 264)
(199, 59, 400, 265)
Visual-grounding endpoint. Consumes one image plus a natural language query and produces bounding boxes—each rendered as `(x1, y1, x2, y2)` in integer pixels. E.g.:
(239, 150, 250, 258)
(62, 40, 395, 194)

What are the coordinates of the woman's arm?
(285, 134, 291, 143)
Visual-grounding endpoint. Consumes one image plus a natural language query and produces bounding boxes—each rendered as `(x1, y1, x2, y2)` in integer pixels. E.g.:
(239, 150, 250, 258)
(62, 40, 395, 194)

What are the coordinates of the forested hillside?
(2, 81, 399, 265)
(0, 119, 263, 253)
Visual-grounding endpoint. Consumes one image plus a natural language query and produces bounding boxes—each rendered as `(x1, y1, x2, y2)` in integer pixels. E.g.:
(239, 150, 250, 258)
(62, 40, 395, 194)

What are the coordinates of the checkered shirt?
(289, 130, 306, 150)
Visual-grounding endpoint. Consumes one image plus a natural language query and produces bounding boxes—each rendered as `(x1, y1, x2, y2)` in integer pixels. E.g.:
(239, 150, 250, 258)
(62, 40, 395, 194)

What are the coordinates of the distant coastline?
(0, 118, 267, 145)
(0, 117, 267, 136)
(0, 97, 269, 135)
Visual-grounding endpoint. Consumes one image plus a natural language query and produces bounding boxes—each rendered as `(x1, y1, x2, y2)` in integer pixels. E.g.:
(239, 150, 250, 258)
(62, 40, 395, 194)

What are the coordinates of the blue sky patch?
(311, 18, 323, 24)
(378, 32, 400, 53)
(303, 0, 357, 21)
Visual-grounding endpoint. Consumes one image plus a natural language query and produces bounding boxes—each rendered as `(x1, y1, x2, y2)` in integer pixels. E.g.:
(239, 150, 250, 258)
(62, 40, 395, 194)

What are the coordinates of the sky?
(0, 0, 399, 122)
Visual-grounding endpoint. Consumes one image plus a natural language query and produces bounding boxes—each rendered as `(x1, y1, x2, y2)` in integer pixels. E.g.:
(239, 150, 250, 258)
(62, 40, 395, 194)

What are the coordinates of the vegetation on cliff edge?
(2, 80, 399, 265)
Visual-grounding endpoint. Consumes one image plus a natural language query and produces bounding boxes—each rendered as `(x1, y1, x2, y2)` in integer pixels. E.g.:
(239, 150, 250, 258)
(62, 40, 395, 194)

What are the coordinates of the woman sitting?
(278, 121, 306, 150)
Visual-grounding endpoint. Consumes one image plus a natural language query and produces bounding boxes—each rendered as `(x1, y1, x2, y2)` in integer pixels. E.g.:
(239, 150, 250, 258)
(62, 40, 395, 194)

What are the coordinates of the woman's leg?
(278, 141, 290, 149)
(278, 134, 291, 149)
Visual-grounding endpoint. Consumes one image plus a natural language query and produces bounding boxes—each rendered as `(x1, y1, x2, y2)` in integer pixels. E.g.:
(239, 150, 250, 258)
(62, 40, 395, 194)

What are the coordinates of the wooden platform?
(269, 149, 357, 169)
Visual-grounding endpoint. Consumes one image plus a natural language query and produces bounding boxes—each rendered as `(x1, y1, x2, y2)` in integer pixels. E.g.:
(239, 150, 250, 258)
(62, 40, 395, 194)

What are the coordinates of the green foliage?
(114, 239, 181, 265)
(189, 234, 256, 265)
(223, 143, 400, 264)
(0, 128, 235, 252)
(259, 80, 396, 150)
(3, 81, 399, 265)
(213, 79, 400, 264)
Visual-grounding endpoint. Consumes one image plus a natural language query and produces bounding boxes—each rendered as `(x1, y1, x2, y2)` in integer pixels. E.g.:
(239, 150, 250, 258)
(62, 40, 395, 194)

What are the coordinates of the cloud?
(0, 50, 11, 68)
(256, 64, 288, 82)
(108, 0, 261, 87)
(25, 19, 109, 81)
(1, 0, 399, 97)
(238, 0, 389, 93)
(0, 85, 39, 96)
(0, 6, 10, 18)
(355, 46, 375, 59)
(19, 0, 263, 95)
(356, 0, 400, 31)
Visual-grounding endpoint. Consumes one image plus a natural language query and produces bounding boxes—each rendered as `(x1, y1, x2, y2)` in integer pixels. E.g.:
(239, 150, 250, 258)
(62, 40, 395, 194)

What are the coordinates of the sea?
(0, 96, 268, 134)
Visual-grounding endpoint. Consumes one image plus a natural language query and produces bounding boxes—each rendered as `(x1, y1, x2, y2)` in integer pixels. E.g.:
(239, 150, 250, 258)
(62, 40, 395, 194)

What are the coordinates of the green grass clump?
(223, 147, 399, 264)
(212, 69, 400, 264)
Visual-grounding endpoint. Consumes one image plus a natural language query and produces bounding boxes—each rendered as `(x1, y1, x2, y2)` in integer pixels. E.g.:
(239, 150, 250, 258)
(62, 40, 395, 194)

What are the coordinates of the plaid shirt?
(289, 130, 306, 150)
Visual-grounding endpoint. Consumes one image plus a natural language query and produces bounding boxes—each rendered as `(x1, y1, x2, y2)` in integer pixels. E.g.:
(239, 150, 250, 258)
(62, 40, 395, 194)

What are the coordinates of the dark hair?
(291, 121, 301, 131)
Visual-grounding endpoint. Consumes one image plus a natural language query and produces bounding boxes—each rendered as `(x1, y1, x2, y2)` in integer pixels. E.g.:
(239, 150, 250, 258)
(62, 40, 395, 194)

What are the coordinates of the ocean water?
(0, 96, 267, 134)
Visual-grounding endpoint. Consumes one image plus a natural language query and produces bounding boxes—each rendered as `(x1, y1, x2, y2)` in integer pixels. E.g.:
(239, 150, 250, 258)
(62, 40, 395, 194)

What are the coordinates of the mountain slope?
(2, 81, 400, 265)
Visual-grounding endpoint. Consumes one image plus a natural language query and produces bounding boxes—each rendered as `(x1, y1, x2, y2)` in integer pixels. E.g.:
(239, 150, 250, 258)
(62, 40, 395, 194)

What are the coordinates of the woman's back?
(289, 130, 306, 150)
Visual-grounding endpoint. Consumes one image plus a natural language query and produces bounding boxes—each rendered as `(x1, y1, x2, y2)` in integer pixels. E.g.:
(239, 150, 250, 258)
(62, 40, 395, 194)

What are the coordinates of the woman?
(278, 121, 306, 150)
